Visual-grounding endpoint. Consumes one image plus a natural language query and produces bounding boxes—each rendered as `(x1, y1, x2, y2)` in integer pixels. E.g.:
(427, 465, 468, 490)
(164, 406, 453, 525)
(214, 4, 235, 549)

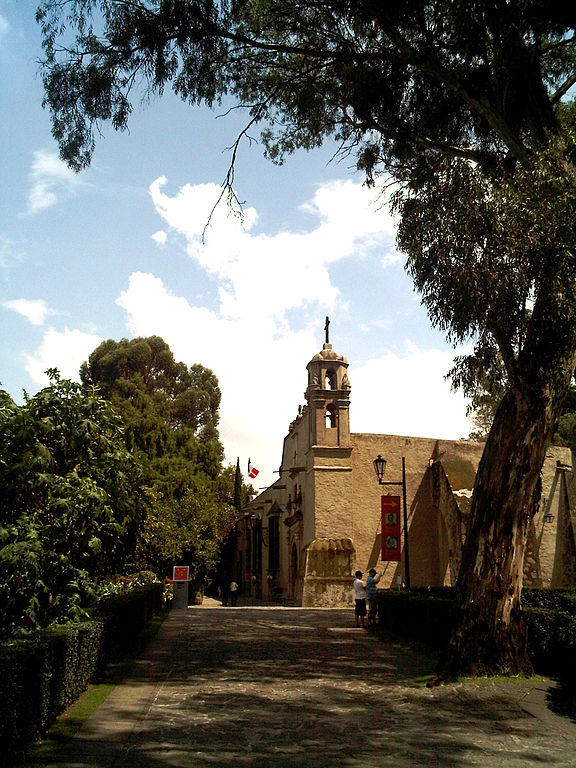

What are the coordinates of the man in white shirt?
(353, 570, 367, 627)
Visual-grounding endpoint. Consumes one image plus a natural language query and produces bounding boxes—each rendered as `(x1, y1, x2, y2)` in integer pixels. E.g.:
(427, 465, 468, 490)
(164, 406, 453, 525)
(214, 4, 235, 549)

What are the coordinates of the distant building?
(235, 336, 576, 606)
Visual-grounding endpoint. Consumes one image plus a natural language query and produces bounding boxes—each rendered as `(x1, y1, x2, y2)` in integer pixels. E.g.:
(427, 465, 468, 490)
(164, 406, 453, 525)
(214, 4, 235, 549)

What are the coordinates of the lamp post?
(373, 455, 410, 590)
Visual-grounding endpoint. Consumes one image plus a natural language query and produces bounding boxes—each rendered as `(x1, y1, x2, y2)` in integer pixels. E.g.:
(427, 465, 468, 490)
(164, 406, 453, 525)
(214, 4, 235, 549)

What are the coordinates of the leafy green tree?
(81, 336, 231, 579)
(36, 1, 576, 677)
(136, 475, 235, 578)
(394, 143, 576, 678)
(81, 336, 224, 488)
(0, 373, 145, 638)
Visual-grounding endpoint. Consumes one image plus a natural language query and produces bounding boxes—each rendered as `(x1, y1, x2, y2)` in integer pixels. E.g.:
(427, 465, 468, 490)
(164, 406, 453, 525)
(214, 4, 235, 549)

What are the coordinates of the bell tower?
(305, 317, 351, 448)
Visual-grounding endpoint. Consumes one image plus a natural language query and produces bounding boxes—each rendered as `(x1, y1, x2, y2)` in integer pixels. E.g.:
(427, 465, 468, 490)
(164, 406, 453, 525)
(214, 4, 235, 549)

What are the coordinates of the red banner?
(381, 496, 401, 562)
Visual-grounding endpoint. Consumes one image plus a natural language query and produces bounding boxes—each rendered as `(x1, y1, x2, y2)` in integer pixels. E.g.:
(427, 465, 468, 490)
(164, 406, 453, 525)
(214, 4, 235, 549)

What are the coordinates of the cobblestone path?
(44, 605, 576, 768)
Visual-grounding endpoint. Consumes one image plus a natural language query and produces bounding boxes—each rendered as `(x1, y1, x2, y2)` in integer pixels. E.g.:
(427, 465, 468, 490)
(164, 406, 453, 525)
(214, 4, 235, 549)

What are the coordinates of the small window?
(325, 369, 337, 389)
(325, 404, 337, 428)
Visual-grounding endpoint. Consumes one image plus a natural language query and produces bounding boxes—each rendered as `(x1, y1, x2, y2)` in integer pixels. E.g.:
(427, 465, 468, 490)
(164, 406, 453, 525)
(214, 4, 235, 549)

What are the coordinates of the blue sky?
(0, 4, 471, 487)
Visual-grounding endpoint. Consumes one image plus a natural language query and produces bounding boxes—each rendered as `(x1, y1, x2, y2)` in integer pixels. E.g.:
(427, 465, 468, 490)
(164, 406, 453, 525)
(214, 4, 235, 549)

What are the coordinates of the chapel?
(236, 328, 576, 606)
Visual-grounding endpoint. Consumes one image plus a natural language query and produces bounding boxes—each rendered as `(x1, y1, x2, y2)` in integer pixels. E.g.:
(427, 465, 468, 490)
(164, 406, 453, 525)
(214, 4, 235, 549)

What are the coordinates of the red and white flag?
(248, 458, 259, 479)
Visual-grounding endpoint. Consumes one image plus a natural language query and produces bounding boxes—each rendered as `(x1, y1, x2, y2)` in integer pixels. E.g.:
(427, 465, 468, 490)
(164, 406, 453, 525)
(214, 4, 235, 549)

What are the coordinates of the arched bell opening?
(325, 403, 337, 429)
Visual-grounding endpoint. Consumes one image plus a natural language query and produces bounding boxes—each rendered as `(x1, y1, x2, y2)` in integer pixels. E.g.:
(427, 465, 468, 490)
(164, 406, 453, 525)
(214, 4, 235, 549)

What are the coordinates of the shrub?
(97, 583, 163, 660)
(522, 588, 576, 613)
(377, 591, 454, 647)
(0, 622, 104, 763)
(0, 582, 163, 765)
(525, 607, 576, 678)
(376, 588, 576, 678)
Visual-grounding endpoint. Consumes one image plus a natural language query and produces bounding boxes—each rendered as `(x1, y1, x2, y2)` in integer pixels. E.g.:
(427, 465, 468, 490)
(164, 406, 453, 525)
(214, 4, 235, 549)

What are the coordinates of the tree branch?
(373, 21, 531, 164)
(551, 72, 576, 105)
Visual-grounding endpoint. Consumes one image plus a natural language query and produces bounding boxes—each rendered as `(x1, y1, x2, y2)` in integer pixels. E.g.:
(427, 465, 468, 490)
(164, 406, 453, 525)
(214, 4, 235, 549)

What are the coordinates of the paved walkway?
(42, 601, 576, 768)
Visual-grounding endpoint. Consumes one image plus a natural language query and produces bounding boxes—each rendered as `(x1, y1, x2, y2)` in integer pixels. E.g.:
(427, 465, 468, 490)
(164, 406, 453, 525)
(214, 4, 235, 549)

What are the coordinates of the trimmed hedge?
(377, 591, 455, 647)
(526, 607, 576, 677)
(376, 588, 576, 677)
(522, 588, 576, 613)
(0, 582, 163, 765)
(97, 583, 164, 661)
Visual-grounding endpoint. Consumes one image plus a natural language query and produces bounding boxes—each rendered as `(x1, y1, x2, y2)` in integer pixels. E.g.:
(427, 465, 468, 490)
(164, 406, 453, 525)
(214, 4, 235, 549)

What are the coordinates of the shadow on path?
(39, 607, 576, 768)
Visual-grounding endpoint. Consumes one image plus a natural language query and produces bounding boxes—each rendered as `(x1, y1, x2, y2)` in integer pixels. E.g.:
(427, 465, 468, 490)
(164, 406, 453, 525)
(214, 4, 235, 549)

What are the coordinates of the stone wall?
(301, 537, 356, 607)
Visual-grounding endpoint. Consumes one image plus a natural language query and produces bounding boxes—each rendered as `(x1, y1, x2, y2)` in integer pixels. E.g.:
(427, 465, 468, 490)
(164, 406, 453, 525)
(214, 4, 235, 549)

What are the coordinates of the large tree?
(36, 1, 576, 678)
(81, 336, 233, 578)
(81, 336, 223, 488)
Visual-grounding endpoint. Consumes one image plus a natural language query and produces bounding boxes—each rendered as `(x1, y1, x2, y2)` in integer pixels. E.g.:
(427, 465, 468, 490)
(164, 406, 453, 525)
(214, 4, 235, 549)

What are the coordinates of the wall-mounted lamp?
(373, 454, 387, 482)
(244, 512, 269, 545)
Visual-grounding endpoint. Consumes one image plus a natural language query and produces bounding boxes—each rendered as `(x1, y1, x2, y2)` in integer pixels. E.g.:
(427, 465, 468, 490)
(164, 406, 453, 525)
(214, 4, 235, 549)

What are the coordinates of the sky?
(0, 4, 472, 488)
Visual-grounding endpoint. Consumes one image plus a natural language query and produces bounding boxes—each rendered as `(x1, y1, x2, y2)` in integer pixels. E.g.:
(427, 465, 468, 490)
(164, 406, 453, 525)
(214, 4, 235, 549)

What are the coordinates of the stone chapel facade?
(235, 339, 576, 606)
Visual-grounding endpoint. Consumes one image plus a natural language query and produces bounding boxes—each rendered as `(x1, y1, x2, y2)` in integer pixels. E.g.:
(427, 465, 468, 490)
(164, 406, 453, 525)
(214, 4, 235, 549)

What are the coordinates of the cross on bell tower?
(305, 319, 351, 448)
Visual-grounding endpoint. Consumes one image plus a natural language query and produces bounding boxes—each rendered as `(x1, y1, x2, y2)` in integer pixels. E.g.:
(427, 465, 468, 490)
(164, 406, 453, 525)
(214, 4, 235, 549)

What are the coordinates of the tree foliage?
(81, 336, 232, 578)
(0, 372, 145, 638)
(395, 137, 576, 421)
(36, 1, 576, 176)
(136, 474, 234, 577)
(81, 336, 223, 488)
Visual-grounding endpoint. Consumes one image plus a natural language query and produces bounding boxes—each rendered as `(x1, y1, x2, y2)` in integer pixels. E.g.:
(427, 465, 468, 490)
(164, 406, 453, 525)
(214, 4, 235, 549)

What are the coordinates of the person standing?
(366, 568, 382, 626)
(221, 573, 230, 606)
(353, 570, 367, 627)
(229, 579, 238, 607)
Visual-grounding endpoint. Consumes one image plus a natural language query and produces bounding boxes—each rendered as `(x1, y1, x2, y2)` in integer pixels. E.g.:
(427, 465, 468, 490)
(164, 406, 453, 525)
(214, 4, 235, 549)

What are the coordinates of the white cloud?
(351, 345, 471, 440)
(4, 298, 53, 325)
(151, 230, 167, 246)
(0, 233, 13, 267)
(113, 178, 470, 485)
(148, 177, 395, 326)
(117, 271, 317, 486)
(26, 327, 103, 387)
(300, 180, 397, 243)
(27, 150, 82, 214)
(0, 14, 9, 37)
(382, 250, 403, 268)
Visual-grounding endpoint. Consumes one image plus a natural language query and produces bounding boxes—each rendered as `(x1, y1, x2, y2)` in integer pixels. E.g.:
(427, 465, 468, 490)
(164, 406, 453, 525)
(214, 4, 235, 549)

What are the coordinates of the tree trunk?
(435, 372, 571, 681)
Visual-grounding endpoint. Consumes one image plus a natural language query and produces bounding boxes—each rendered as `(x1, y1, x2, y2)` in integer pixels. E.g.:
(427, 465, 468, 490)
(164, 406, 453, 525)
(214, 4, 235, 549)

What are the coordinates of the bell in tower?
(305, 317, 351, 448)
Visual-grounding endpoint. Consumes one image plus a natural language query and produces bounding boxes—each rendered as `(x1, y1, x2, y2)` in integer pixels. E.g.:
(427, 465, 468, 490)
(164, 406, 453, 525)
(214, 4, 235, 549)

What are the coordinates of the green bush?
(0, 582, 163, 765)
(525, 607, 576, 677)
(0, 636, 50, 761)
(409, 586, 456, 601)
(0, 627, 102, 763)
(45, 622, 106, 718)
(377, 591, 454, 647)
(376, 588, 576, 678)
(97, 583, 163, 661)
(522, 588, 576, 613)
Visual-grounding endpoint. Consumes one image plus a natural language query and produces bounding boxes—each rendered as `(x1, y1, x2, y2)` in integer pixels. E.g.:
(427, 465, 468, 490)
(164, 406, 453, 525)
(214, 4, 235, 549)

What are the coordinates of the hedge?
(377, 591, 455, 647)
(0, 582, 163, 765)
(97, 583, 164, 661)
(376, 588, 576, 677)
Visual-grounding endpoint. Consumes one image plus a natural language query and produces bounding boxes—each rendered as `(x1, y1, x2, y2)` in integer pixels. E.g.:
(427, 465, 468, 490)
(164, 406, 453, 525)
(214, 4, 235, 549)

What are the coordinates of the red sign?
(381, 496, 401, 562)
(173, 566, 189, 582)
